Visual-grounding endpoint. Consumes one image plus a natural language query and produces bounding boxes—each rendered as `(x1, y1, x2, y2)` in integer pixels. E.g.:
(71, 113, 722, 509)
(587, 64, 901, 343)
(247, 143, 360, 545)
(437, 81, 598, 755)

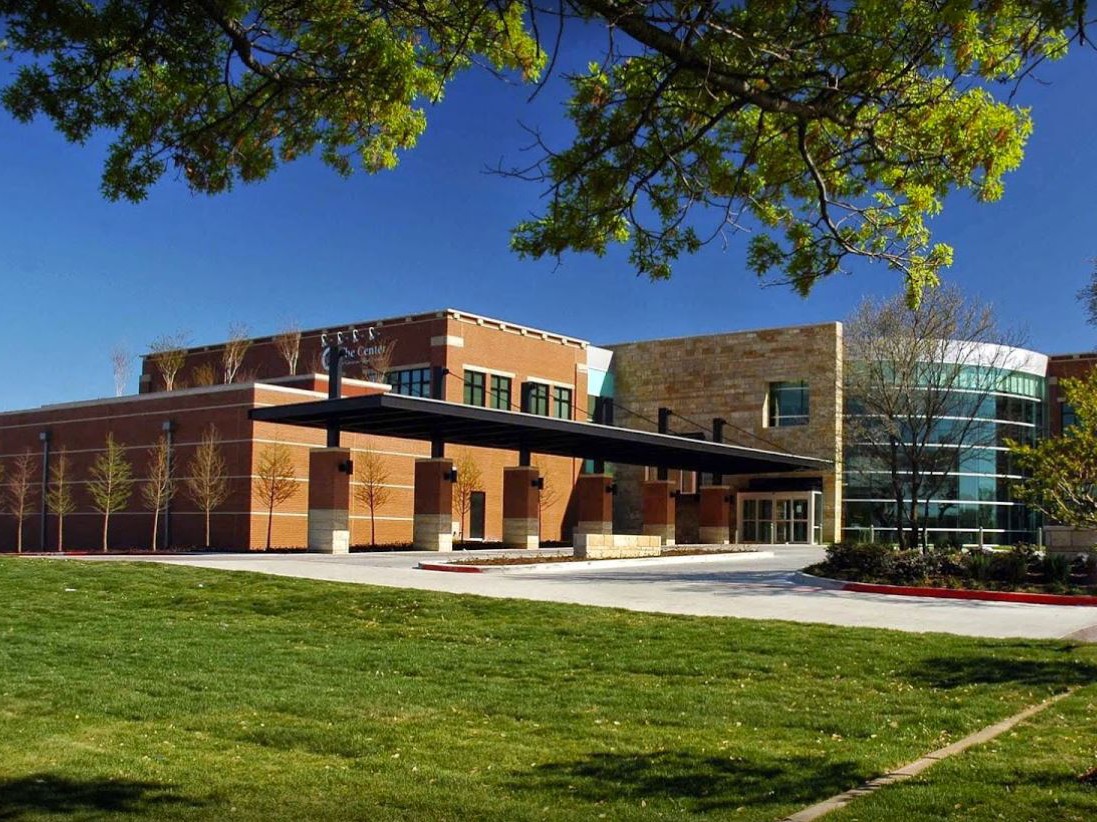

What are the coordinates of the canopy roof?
(251, 393, 830, 475)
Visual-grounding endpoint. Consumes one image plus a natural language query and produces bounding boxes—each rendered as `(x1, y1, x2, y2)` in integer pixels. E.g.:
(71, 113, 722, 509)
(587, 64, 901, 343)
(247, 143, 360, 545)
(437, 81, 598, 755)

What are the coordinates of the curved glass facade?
(843, 364, 1046, 546)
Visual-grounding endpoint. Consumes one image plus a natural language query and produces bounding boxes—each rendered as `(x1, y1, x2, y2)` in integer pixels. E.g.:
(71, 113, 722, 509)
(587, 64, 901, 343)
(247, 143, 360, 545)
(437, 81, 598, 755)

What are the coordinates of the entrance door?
(469, 491, 486, 541)
(738, 492, 817, 544)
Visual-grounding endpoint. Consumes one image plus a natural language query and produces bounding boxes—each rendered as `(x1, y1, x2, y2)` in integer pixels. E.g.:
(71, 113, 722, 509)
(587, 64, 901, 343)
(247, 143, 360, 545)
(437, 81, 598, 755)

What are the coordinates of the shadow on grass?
(904, 651, 1097, 690)
(514, 750, 864, 813)
(0, 774, 207, 819)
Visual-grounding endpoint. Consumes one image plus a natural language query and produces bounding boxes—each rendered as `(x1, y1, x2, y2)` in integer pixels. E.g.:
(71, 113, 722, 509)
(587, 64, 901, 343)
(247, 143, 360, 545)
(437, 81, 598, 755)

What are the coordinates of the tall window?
(768, 381, 809, 427)
(1062, 402, 1078, 431)
(490, 375, 512, 410)
(553, 386, 573, 419)
(463, 370, 486, 406)
(523, 381, 550, 415)
(388, 367, 431, 397)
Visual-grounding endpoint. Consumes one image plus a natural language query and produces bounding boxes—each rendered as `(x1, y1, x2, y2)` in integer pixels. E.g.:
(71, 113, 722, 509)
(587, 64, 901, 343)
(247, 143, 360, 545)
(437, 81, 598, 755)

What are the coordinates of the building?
(0, 308, 1080, 552)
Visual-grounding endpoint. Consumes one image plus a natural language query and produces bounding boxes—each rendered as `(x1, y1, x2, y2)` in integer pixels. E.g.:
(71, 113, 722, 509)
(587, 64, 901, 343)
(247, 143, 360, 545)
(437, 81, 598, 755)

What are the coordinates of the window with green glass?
(463, 370, 486, 406)
(523, 381, 549, 415)
(490, 374, 512, 410)
(768, 381, 809, 427)
(1062, 402, 1079, 430)
(388, 367, 431, 397)
(553, 386, 573, 419)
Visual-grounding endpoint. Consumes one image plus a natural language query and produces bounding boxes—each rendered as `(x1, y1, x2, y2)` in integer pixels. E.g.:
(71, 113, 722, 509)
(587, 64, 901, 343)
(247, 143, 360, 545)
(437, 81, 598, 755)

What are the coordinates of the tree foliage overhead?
(0, 1, 1087, 297)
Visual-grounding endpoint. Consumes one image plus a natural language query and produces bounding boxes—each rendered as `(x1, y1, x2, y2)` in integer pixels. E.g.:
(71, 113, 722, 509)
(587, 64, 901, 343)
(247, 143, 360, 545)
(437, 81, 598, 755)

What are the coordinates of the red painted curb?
(843, 581, 1097, 607)
(417, 562, 484, 574)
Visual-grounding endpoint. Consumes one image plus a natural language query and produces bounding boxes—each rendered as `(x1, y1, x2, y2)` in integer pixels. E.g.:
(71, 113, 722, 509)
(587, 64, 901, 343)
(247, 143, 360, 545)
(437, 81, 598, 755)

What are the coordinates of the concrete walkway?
(76, 546, 1097, 641)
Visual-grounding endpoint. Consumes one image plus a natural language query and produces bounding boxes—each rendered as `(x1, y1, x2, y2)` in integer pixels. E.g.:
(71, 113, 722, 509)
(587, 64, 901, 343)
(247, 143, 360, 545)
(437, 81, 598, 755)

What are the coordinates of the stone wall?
(607, 323, 843, 542)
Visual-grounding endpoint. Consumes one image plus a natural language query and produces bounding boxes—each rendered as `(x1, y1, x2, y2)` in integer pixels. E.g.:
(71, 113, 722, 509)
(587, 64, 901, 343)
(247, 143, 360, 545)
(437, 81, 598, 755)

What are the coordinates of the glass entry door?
(738, 492, 820, 544)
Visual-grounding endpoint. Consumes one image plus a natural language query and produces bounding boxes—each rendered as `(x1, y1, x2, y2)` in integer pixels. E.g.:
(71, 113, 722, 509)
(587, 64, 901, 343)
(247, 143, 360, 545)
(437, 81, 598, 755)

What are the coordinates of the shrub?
(825, 541, 893, 578)
(890, 550, 938, 584)
(965, 550, 992, 583)
(1043, 552, 1073, 586)
(990, 544, 1038, 585)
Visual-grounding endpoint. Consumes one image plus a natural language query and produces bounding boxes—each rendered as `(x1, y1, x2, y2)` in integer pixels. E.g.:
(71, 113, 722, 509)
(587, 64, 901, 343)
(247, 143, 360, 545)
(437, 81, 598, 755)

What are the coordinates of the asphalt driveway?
(77, 546, 1097, 641)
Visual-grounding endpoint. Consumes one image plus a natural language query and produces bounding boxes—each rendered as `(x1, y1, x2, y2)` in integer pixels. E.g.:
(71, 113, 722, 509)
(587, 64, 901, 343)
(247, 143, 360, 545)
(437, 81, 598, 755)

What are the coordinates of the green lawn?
(1, 558, 1094, 821)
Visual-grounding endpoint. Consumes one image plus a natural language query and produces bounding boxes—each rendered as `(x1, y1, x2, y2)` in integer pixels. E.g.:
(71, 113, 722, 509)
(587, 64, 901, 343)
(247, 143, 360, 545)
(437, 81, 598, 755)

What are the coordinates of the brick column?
(699, 486, 732, 545)
(642, 480, 676, 545)
(575, 473, 613, 537)
(308, 448, 352, 554)
(413, 458, 455, 551)
(503, 466, 540, 549)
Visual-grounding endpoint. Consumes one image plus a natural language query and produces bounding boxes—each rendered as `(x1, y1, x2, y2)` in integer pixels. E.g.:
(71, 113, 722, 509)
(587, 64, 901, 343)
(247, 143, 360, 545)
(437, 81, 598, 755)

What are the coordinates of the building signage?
(320, 327, 385, 372)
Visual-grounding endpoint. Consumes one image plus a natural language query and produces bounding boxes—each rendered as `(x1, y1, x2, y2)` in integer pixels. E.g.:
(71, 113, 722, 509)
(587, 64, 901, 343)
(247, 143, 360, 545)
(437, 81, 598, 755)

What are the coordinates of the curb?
(843, 580, 1097, 607)
(419, 550, 774, 575)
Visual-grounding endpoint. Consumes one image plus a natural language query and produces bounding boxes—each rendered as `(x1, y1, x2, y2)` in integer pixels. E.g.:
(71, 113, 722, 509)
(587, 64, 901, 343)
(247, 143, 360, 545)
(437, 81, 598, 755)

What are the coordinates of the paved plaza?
(74, 546, 1097, 641)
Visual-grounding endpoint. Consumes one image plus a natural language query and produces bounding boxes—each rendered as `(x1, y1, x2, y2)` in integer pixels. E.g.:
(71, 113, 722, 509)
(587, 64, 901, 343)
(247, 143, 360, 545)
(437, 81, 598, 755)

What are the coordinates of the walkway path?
(78, 546, 1097, 641)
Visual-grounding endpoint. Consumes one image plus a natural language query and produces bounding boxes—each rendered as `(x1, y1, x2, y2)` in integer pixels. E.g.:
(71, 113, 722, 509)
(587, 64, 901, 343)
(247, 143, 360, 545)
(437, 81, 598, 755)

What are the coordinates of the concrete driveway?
(79, 546, 1097, 641)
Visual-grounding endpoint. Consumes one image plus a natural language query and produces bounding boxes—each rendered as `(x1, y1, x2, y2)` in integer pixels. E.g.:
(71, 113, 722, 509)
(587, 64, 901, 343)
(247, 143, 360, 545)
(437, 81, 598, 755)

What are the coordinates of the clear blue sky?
(2, 36, 1096, 410)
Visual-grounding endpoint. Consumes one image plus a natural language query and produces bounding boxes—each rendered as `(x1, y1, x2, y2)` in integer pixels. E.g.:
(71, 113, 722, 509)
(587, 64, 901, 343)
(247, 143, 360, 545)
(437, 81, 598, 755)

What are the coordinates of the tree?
(1010, 369, 1097, 529)
(274, 323, 302, 376)
(110, 345, 132, 397)
(452, 450, 483, 542)
(843, 286, 1023, 549)
(4, 449, 37, 553)
(253, 443, 299, 550)
(87, 433, 134, 552)
(361, 337, 397, 384)
(354, 445, 392, 547)
(141, 435, 176, 551)
(222, 322, 252, 383)
(190, 363, 218, 387)
(148, 333, 189, 391)
(532, 459, 560, 539)
(0, 2, 1083, 298)
(185, 425, 230, 548)
(45, 448, 77, 552)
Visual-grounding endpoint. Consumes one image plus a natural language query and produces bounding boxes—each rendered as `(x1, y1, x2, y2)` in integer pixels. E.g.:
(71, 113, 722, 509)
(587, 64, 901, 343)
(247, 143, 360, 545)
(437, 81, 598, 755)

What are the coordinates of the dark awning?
(251, 392, 830, 475)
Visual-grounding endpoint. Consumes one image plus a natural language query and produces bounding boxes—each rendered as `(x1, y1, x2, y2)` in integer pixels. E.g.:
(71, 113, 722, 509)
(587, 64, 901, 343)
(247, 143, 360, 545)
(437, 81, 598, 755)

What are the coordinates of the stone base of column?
(575, 519, 613, 536)
(307, 447, 352, 553)
(642, 523, 675, 545)
(503, 518, 539, 549)
(413, 513, 453, 552)
(698, 526, 729, 545)
(642, 479, 676, 546)
(698, 485, 732, 545)
(308, 509, 349, 553)
(575, 474, 614, 537)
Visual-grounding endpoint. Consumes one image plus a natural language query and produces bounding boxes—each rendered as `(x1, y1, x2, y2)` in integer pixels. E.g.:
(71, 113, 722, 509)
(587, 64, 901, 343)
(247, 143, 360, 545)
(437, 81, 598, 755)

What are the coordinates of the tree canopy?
(0, 1, 1087, 298)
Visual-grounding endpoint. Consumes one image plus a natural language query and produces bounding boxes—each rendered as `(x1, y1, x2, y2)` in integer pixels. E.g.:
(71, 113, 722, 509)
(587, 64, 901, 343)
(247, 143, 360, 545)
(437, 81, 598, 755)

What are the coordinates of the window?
(388, 367, 431, 397)
(490, 375, 512, 410)
(463, 370, 486, 406)
(768, 381, 809, 427)
(1062, 402, 1078, 431)
(553, 386, 573, 419)
(522, 381, 549, 415)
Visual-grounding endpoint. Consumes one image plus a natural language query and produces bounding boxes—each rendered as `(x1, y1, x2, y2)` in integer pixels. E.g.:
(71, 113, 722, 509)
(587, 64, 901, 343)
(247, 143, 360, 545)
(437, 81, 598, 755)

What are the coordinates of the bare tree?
(190, 362, 217, 387)
(452, 450, 483, 542)
(4, 450, 37, 553)
(844, 286, 1025, 549)
(222, 322, 251, 383)
(274, 322, 302, 376)
(87, 434, 134, 552)
(361, 336, 397, 384)
(141, 435, 175, 551)
(149, 333, 189, 391)
(354, 445, 391, 547)
(110, 345, 133, 397)
(532, 460, 560, 540)
(253, 442, 298, 550)
(185, 425, 230, 548)
(45, 449, 77, 552)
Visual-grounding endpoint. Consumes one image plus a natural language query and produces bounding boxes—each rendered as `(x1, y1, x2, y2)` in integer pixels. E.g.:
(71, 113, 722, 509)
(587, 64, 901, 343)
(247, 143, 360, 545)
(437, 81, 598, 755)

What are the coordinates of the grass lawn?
(1, 558, 1095, 821)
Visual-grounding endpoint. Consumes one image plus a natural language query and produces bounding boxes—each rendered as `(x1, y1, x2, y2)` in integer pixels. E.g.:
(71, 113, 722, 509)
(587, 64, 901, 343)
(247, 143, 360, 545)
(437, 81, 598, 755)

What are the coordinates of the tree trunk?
(102, 514, 109, 552)
(57, 516, 64, 553)
(370, 508, 376, 547)
(205, 509, 211, 548)
(266, 499, 274, 550)
(16, 520, 23, 554)
(151, 507, 160, 552)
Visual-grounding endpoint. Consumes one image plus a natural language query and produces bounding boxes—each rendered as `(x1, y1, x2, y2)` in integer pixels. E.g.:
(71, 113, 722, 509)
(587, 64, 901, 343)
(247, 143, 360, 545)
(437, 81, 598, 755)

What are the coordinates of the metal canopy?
(250, 393, 830, 475)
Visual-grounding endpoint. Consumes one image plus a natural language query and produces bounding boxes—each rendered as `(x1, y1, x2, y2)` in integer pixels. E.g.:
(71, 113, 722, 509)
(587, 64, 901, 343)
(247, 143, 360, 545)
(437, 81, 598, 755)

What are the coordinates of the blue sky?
(1, 34, 1096, 410)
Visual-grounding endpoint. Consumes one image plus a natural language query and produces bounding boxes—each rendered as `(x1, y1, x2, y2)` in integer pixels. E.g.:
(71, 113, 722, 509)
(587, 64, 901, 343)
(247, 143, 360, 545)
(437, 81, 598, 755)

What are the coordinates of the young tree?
(0, 2, 1082, 297)
(1010, 369, 1097, 529)
(354, 446, 391, 547)
(452, 450, 483, 542)
(148, 333, 189, 391)
(532, 460, 560, 540)
(45, 449, 77, 552)
(361, 337, 397, 384)
(4, 449, 37, 553)
(222, 322, 251, 383)
(190, 362, 217, 387)
(253, 443, 298, 550)
(274, 322, 302, 376)
(110, 345, 132, 397)
(844, 286, 1024, 549)
(185, 425, 230, 548)
(141, 435, 175, 551)
(87, 434, 134, 552)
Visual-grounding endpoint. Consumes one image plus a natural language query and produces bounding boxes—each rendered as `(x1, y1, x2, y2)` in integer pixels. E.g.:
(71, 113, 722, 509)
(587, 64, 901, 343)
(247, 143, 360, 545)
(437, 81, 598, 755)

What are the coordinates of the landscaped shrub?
(890, 550, 937, 584)
(824, 541, 893, 577)
(1087, 551, 1097, 586)
(1043, 552, 1073, 586)
(990, 544, 1038, 585)
(966, 549, 992, 583)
